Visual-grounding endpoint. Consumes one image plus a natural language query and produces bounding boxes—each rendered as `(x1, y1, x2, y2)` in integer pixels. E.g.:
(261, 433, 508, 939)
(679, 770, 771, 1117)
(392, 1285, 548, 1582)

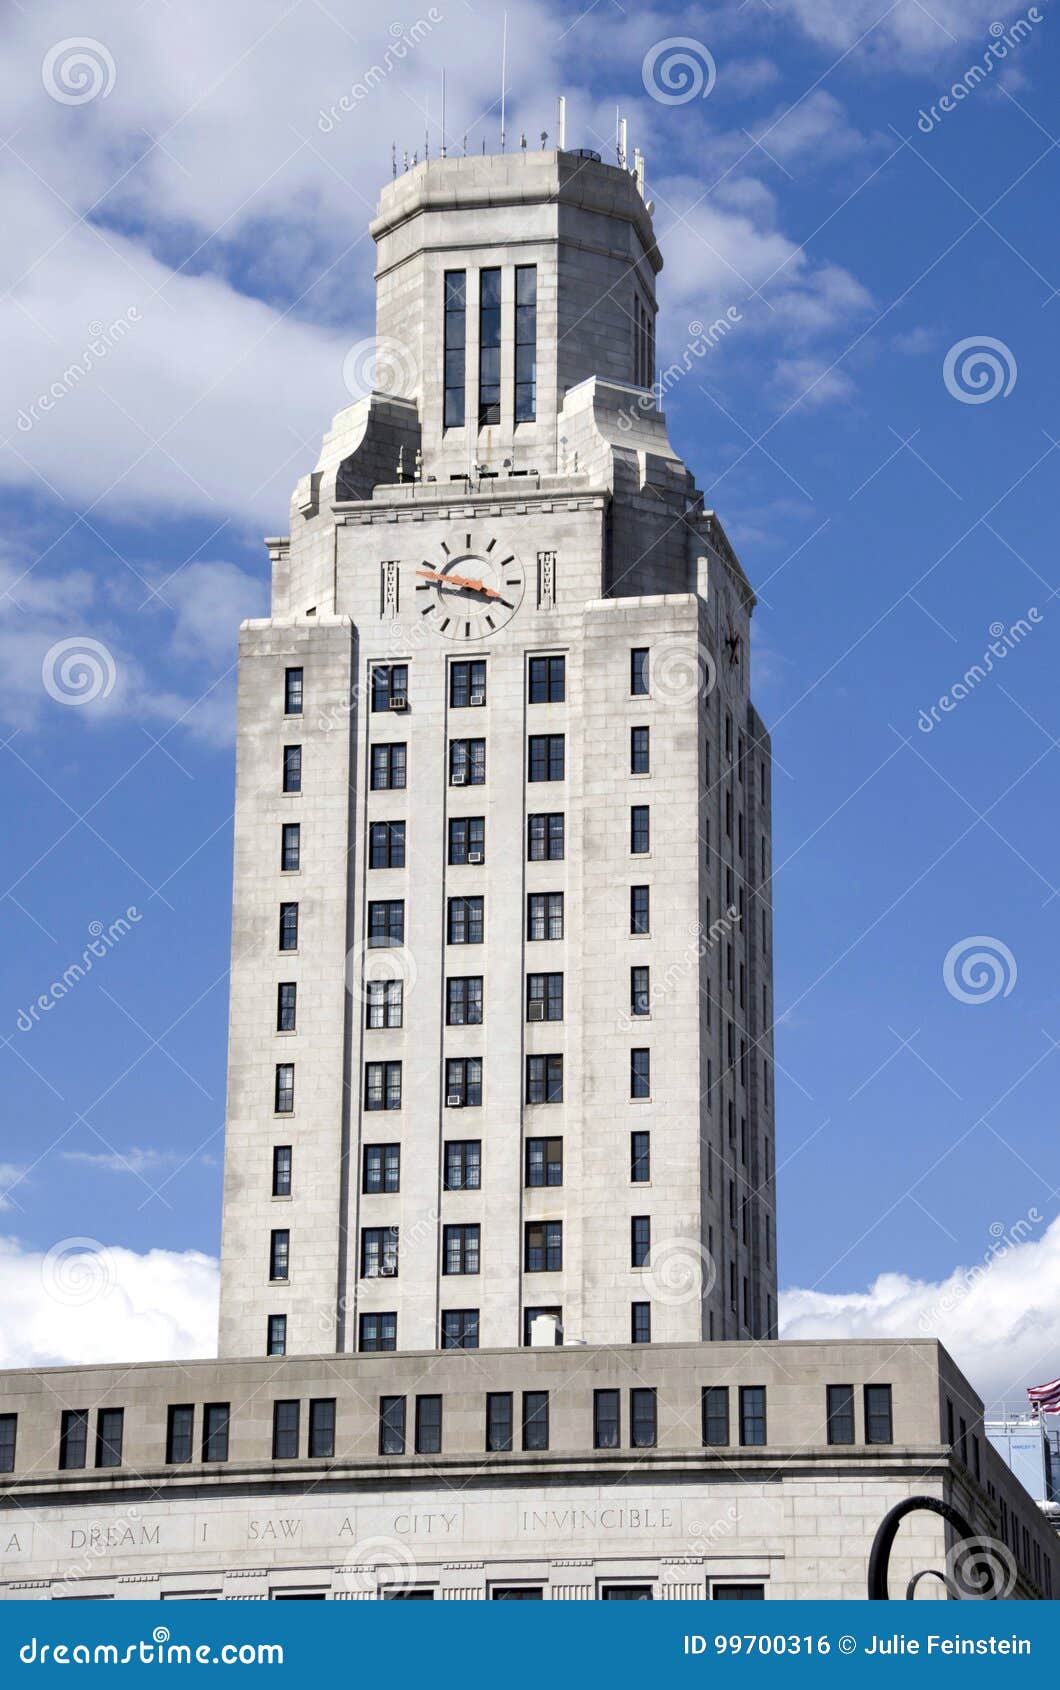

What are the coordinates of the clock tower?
(218, 146, 777, 1361)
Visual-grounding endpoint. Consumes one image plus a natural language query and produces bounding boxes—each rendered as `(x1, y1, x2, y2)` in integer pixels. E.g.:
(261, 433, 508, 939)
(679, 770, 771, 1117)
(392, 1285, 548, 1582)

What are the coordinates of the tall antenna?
(441, 69, 447, 157)
(557, 94, 566, 151)
(500, 12, 508, 152)
(424, 91, 430, 161)
(618, 115, 628, 169)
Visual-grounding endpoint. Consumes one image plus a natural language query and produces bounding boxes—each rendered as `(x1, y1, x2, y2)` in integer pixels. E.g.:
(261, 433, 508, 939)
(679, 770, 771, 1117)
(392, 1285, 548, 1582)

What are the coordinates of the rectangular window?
(309, 1398, 335, 1459)
(449, 659, 486, 708)
(379, 1396, 406, 1455)
(630, 1131, 650, 1183)
(528, 734, 565, 782)
(826, 1385, 856, 1446)
(281, 822, 301, 871)
(93, 1408, 123, 1469)
(274, 1063, 294, 1113)
(631, 967, 650, 1017)
(441, 1309, 479, 1350)
(359, 1311, 396, 1352)
(446, 976, 483, 1025)
(864, 1384, 893, 1444)
(525, 1136, 563, 1188)
(444, 1140, 482, 1191)
(165, 1404, 194, 1465)
(702, 1386, 730, 1446)
(740, 1386, 766, 1447)
(528, 655, 564, 703)
(447, 895, 484, 945)
(444, 270, 466, 429)
(631, 649, 649, 696)
(486, 1392, 513, 1452)
(360, 1226, 399, 1278)
(269, 1229, 290, 1281)
(59, 1408, 89, 1470)
(631, 805, 650, 854)
(370, 743, 406, 790)
(448, 815, 485, 864)
(478, 268, 502, 426)
(526, 972, 563, 1021)
(415, 1395, 442, 1455)
(631, 1388, 657, 1448)
(369, 820, 406, 869)
(524, 1220, 563, 1273)
(284, 667, 303, 715)
(368, 900, 405, 947)
(443, 1223, 480, 1275)
(594, 1389, 620, 1450)
(527, 892, 564, 940)
(445, 1056, 482, 1107)
(630, 885, 650, 935)
(713, 1584, 765, 1600)
(514, 265, 537, 422)
(202, 1403, 230, 1463)
(282, 744, 301, 793)
(528, 813, 564, 861)
(523, 1306, 562, 1346)
(449, 738, 486, 785)
(522, 1391, 549, 1451)
(276, 982, 297, 1032)
(631, 1048, 651, 1099)
(365, 979, 403, 1029)
(279, 902, 298, 951)
(630, 726, 650, 774)
(526, 1054, 563, 1104)
(631, 1215, 651, 1267)
(371, 664, 408, 711)
(363, 1143, 400, 1194)
(266, 1314, 286, 1356)
(272, 1400, 300, 1460)
(631, 1302, 651, 1344)
(272, 1145, 292, 1197)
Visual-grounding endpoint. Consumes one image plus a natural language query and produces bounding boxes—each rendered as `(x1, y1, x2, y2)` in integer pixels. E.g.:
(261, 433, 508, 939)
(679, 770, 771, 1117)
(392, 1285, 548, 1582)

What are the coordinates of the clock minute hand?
(415, 568, 501, 600)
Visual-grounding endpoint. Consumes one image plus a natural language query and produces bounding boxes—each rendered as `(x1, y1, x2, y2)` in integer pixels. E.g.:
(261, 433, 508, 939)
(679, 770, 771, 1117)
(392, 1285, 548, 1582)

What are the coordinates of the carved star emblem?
(725, 627, 742, 667)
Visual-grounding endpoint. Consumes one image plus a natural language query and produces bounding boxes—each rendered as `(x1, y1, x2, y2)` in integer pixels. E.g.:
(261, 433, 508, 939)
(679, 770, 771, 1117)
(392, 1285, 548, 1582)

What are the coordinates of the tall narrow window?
(486, 1392, 513, 1451)
(309, 1398, 336, 1459)
(274, 1063, 294, 1113)
(267, 1314, 287, 1356)
(630, 1388, 657, 1448)
(284, 667, 303, 715)
(522, 1390, 549, 1451)
(415, 1395, 442, 1455)
(630, 1131, 650, 1183)
(702, 1386, 730, 1446)
(631, 885, 650, 934)
(740, 1385, 766, 1447)
(631, 1048, 651, 1098)
(515, 265, 537, 422)
(864, 1384, 893, 1444)
(630, 725, 650, 774)
(631, 805, 650, 854)
(0, 1414, 14, 1475)
(594, 1389, 620, 1450)
(444, 271, 466, 429)
(631, 967, 650, 1017)
(631, 1302, 651, 1344)
(269, 1229, 290, 1281)
(826, 1385, 855, 1445)
(272, 1400, 300, 1460)
(282, 745, 301, 793)
(202, 1403, 230, 1463)
(281, 822, 301, 873)
(166, 1404, 194, 1464)
(59, 1409, 89, 1470)
(631, 649, 649, 696)
(631, 1215, 651, 1267)
(380, 1396, 406, 1455)
(279, 902, 298, 951)
(276, 982, 297, 1031)
(478, 268, 501, 425)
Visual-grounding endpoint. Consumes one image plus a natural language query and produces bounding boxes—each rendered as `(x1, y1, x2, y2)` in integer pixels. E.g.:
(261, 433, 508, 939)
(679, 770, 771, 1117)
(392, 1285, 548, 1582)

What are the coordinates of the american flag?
(1027, 1378, 1060, 1414)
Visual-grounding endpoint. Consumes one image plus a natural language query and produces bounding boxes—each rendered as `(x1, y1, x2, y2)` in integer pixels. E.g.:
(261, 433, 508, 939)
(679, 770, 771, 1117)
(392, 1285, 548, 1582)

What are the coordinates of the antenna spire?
(557, 94, 566, 150)
(441, 69, 447, 157)
(500, 12, 508, 152)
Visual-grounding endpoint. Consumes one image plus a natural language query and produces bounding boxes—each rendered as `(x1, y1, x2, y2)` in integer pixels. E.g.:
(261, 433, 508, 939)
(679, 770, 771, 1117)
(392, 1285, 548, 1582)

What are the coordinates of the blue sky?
(2, 0, 1059, 1402)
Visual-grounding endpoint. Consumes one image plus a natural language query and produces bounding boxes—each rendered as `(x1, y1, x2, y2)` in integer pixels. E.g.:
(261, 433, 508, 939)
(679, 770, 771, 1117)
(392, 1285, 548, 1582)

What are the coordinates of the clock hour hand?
(416, 568, 502, 600)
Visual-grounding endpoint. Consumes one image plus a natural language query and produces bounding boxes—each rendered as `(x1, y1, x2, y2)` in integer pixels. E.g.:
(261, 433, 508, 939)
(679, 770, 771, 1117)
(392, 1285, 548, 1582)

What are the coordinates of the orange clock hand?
(416, 568, 501, 600)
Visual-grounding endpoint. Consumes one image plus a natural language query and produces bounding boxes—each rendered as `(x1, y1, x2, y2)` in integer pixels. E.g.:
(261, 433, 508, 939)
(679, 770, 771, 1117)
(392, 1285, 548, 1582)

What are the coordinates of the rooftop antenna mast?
(617, 111, 627, 169)
(557, 94, 566, 151)
(500, 12, 508, 152)
(441, 69, 447, 157)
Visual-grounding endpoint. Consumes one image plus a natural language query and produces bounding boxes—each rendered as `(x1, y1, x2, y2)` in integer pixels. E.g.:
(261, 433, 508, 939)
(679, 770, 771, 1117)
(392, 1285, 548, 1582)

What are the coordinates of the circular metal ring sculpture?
(868, 1495, 1009, 1600)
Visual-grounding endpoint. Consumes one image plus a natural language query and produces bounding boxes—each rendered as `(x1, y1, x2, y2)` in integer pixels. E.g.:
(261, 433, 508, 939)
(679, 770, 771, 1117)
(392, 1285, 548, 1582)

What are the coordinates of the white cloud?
(775, 0, 1011, 58)
(0, 1236, 218, 1368)
(749, 90, 867, 168)
(772, 354, 857, 408)
(781, 1211, 1060, 1411)
(62, 1148, 186, 1177)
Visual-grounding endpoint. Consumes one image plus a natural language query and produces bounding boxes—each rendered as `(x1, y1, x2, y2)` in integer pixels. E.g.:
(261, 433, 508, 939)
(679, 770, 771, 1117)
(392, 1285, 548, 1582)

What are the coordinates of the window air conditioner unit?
(467, 851, 483, 865)
(380, 1263, 397, 1277)
(452, 772, 467, 785)
(446, 1093, 463, 1108)
(388, 695, 408, 711)
(470, 693, 486, 706)
(528, 1002, 545, 1021)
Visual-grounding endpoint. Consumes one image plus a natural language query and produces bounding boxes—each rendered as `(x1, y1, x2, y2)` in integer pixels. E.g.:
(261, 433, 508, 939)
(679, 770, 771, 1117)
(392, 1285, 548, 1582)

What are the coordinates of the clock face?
(414, 528, 526, 639)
